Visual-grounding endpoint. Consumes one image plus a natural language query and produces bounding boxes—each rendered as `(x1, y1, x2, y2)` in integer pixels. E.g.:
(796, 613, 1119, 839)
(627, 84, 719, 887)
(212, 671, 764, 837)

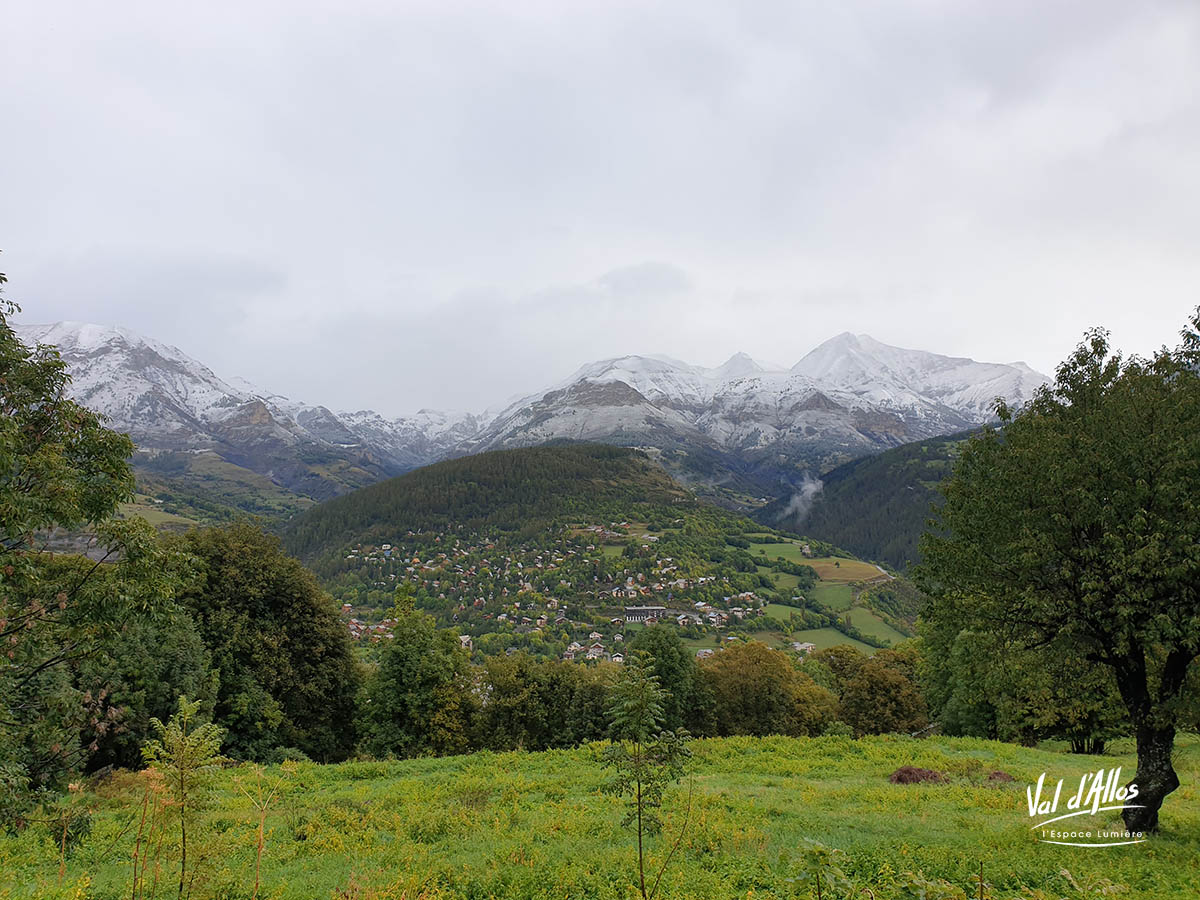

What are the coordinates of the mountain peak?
(18, 318, 1051, 506)
(712, 351, 765, 378)
(791, 332, 887, 378)
(22, 320, 147, 351)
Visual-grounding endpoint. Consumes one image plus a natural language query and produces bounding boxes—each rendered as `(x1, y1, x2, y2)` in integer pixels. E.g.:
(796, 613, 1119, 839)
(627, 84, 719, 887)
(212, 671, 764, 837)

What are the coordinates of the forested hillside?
(762, 431, 973, 570)
(282, 444, 694, 560)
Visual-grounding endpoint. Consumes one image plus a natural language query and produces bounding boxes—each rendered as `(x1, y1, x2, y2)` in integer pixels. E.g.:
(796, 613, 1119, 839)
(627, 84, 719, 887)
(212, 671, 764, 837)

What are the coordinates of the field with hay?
(3, 734, 1197, 900)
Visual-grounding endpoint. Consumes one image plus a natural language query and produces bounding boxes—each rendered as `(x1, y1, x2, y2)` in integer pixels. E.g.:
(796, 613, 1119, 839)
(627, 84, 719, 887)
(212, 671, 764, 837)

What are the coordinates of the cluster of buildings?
(333, 520, 782, 655)
(342, 604, 397, 641)
(622, 597, 764, 628)
(562, 630, 625, 663)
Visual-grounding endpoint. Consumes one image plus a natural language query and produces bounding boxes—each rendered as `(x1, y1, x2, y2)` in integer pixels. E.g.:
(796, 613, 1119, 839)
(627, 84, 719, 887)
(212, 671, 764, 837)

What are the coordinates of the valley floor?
(3, 735, 1197, 900)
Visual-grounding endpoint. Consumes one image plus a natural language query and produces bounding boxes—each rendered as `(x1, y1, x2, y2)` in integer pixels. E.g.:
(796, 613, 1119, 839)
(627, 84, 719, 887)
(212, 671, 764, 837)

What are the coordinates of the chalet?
(458, 635, 473, 651)
(623, 606, 667, 623)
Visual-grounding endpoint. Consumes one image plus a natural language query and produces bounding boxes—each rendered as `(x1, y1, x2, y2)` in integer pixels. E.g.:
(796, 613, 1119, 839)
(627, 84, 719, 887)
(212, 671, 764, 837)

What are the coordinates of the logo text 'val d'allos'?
(1027, 767, 1146, 848)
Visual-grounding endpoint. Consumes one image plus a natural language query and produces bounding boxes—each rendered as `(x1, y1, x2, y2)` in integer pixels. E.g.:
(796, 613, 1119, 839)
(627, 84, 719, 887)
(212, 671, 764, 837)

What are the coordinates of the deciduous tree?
(700, 641, 837, 737)
(361, 589, 476, 757)
(172, 524, 361, 762)
(602, 651, 691, 900)
(918, 313, 1200, 832)
(1, 275, 179, 818)
(141, 696, 225, 900)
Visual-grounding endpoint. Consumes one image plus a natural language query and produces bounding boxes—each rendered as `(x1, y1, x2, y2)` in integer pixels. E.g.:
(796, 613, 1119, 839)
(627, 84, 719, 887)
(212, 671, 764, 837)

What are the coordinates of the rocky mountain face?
(465, 334, 1047, 492)
(15, 322, 1048, 507)
(15, 322, 403, 501)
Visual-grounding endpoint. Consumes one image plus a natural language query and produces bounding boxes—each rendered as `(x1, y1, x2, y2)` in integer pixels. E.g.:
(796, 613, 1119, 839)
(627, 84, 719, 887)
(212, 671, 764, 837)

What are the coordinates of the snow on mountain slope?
(13, 323, 402, 500)
(15, 320, 1050, 500)
(16, 322, 286, 445)
(474, 334, 1047, 470)
(338, 408, 483, 470)
(791, 332, 1046, 418)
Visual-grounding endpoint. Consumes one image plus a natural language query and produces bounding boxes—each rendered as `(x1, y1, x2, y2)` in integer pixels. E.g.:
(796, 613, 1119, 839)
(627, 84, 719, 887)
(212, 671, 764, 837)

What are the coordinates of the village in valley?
(325, 517, 905, 663)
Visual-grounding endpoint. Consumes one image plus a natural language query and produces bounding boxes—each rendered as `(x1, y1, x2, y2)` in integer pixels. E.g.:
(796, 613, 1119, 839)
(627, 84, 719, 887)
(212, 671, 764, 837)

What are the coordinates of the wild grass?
(786, 627, 875, 653)
(803, 557, 884, 583)
(843, 606, 908, 645)
(808, 582, 856, 612)
(3, 735, 1197, 899)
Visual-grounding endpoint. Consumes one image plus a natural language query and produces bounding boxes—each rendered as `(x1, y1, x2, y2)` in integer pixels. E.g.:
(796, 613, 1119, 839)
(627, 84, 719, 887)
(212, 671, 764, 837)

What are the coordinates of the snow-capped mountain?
(470, 336, 1047, 486)
(14, 322, 402, 499)
(15, 321, 1049, 504)
(790, 332, 1047, 420)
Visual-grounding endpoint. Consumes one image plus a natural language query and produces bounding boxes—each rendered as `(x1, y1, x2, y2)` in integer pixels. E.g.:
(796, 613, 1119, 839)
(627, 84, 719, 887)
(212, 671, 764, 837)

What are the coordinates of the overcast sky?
(3, 1, 1199, 415)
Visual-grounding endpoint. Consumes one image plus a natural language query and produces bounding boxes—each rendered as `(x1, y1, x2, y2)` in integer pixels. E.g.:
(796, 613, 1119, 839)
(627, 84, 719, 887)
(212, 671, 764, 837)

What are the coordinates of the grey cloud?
(2, 0, 1199, 415)
(597, 262, 692, 297)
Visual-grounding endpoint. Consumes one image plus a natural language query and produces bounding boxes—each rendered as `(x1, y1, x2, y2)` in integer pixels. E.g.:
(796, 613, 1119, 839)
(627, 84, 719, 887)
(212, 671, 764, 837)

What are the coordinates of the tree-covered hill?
(278, 442, 923, 662)
(281, 443, 698, 561)
(759, 431, 975, 570)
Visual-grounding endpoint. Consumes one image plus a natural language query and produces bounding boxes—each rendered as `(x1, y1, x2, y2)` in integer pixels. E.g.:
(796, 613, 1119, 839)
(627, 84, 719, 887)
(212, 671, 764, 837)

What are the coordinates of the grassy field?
(760, 568, 804, 595)
(805, 557, 886, 583)
(809, 582, 856, 612)
(118, 497, 198, 529)
(844, 606, 909, 646)
(763, 602, 805, 623)
(747, 542, 885, 584)
(4, 735, 1197, 899)
(683, 630, 781, 650)
(788, 626, 876, 653)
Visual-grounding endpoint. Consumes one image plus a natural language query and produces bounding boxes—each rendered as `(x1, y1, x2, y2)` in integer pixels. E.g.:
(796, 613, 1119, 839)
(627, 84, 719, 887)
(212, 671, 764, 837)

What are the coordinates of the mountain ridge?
(14, 320, 1049, 510)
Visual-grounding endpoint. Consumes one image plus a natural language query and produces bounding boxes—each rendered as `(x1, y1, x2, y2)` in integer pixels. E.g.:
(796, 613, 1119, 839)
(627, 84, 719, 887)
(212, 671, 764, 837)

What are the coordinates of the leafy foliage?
(602, 651, 691, 900)
(838, 648, 929, 737)
(700, 641, 837, 737)
(627, 626, 706, 732)
(917, 312, 1200, 831)
(171, 524, 362, 762)
(141, 696, 225, 900)
(0, 285, 182, 819)
(475, 652, 613, 751)
(360, 596, 476, 758)
(921, 624, 1127, 751)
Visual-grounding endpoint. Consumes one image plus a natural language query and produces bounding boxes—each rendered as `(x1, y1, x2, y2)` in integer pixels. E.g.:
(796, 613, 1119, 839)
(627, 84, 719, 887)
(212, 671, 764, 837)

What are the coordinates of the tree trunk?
(178, 773, 187, 900)
(1123, 723, 1178, 833)
(636, 773, 645, 900)
(1069, 737, 1105, 755)
(1113, 647, 1190, 834)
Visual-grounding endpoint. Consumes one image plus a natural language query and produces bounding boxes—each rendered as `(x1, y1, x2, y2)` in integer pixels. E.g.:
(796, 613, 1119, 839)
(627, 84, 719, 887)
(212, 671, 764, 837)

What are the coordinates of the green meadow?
(4, 735, 1196, 900)
(787, 627, 875, 653)
(843, 606, 908, 645)
(808, 582, 855, 612)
